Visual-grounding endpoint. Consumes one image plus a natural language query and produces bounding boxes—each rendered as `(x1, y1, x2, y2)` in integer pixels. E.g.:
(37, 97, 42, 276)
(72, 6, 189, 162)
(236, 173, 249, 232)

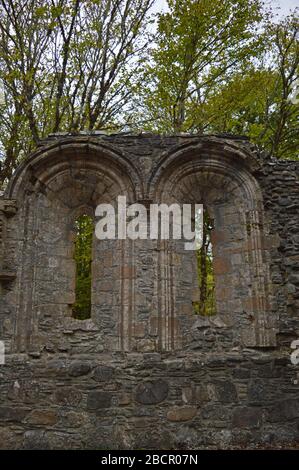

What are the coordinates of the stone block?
(167, 406, 197, 422)
(212, 380, 238, 403)
(87, 391, 113, 409)
(53, 387, 82, 406)
(25, 409, 58, 426)
(0, 406, 30, 422)
(92, 365, 115, 382)
(232, 407, 263, 429)
(135, 380, 169, 404)
(68, 361, 91, 377)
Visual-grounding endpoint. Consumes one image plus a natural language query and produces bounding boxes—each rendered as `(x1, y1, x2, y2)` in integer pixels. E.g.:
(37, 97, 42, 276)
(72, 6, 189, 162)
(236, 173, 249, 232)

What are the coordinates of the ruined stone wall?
(0, 134, 298, 449)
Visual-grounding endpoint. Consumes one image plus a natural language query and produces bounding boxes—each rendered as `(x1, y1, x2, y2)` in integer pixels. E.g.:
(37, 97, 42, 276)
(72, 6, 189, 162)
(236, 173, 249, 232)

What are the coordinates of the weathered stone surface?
(269, 399, 299, 422)
(0, 133, 298, 449)
(135, 380, 169, 404)
(0, 427, 22, 449)
(212, 380, 238, 403)
(87, 391, 113, 409)
(68, 361, 91, 377)
(59, 411, 87, 428)
(23, 430, 50, 450)
(0, 406, 30, 422)
(25, 410, 58, 426)
(53, 387, 82, 406)
(232, 407, 263, 429)
(167, 407, 197, 422)
(92, 365, 114, 382)
(46, 360, 68, 377)
(118, 393, 131, 405)
(201, 404, 231, 421)
(7, 379, 40, 403)
(248, 379, 267, 402)
(233, 368, 251, 379)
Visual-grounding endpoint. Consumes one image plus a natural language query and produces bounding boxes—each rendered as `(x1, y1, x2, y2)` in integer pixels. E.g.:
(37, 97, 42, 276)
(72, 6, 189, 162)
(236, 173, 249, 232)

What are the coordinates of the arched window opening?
(193, 209, 216, 316)
(72, 214, 93, 320)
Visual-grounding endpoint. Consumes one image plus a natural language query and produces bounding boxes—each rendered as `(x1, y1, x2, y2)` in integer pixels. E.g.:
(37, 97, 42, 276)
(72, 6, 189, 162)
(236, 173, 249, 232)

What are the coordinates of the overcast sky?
(152, 0, 299, 17)
(276, 0, 298, 15)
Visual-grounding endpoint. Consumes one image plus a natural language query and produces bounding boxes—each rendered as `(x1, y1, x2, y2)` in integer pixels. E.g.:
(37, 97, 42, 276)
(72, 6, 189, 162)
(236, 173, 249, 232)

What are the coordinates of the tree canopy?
(0, 0, 298, 189)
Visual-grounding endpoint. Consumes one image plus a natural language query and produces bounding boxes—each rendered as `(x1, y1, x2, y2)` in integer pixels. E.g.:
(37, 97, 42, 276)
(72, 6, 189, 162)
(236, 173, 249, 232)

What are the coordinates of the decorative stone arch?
(6, 137, 143, 201)
(148, 137, 277, 350)
(4, 138, 142, 353)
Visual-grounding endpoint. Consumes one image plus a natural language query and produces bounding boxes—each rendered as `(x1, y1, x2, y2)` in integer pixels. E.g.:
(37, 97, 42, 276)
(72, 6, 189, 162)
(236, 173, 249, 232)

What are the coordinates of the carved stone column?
(244, 209, 276, 347)
(0, 199, 17, 289)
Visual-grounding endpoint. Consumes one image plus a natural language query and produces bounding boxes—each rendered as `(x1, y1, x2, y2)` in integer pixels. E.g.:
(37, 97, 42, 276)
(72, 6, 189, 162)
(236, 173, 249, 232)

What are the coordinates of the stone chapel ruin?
(0, 133, 298, 449)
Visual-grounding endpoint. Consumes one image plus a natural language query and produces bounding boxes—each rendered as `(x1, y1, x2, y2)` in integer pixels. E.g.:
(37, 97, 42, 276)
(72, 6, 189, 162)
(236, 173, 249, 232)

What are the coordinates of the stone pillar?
(244, 209, 276, 347)
(0, 199, 17, 290)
